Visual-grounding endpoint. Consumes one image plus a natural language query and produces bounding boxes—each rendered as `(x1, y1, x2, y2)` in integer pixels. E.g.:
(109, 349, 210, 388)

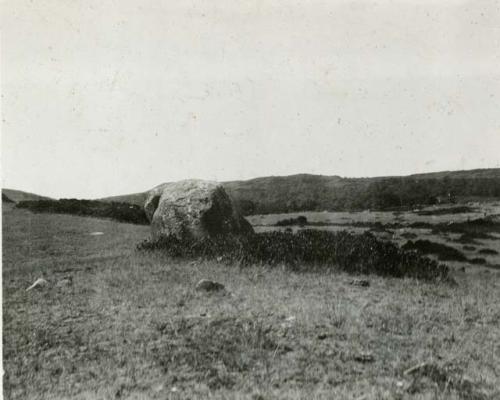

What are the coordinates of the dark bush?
(433, 218, 500, 237)
(469, 258, 487, 265)
(478, 248, 498, 255)
(416, 206, 475, 216)
(402, 240, 467, 262)
(453, 233, 480, 244)
(137, 230, 449, 281)
(463, 245, 476, 251)
(401, 232, 418, 239)
(16, 199, 149, 225)
(275, 216, 308, 227)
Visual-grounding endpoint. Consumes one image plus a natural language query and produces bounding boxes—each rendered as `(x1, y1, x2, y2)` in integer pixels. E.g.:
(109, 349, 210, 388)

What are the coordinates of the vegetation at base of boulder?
(137, 230, 449, 281)
(16, 199, 149, 225)
(402, 240, 467, 262)
(275, 215, 308, 226)
(469, 258, 487, 265)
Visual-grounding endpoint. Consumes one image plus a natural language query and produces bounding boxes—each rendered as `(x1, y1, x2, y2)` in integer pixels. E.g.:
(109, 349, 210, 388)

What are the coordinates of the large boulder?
(144, 179, 254, 240)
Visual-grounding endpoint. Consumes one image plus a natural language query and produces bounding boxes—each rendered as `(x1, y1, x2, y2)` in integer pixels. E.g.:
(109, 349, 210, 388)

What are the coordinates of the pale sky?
(2, 0, 500, 199)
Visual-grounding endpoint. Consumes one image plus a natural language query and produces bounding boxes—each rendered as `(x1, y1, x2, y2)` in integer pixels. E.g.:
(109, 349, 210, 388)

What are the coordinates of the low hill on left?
(2, 188, 53, 203)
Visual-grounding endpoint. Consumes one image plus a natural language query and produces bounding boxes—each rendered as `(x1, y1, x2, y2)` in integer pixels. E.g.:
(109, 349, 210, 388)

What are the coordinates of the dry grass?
(3, 203, 500, 399)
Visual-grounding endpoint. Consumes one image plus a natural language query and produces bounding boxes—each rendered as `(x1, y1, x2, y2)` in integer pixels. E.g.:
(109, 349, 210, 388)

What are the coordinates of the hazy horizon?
(2, 0, 500, 199)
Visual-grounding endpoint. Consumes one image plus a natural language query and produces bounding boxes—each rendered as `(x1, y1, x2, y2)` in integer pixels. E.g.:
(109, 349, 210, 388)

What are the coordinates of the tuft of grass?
(138, 230, 449, 281)
(153, 316, 289, 390)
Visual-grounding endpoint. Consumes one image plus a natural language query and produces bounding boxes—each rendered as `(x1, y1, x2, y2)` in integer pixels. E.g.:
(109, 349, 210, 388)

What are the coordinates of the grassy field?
(3, 202, 500, 399)
(247, 202, 500, 271)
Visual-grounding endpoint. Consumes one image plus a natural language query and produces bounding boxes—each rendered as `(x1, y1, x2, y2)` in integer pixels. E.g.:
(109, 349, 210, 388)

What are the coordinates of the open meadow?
(3, 202, 500, 399)
(247, 202, 500, 272)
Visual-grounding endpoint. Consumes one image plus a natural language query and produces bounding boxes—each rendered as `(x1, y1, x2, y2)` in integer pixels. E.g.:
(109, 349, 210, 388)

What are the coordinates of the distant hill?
(6, 168, 500, 215)
(2, 193, 15, 203)
(2, 189, 53, 203)
(99, 192, 148, 207)
(99, 168, 500, 215)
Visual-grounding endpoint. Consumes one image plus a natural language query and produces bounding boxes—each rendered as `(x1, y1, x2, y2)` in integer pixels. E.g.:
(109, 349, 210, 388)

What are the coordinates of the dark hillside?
(95, 168, 500, 215)
(224, 169, 500, 215)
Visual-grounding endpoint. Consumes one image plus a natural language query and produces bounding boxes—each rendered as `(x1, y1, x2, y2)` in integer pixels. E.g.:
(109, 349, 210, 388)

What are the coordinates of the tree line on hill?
(227, 176, 500, 215)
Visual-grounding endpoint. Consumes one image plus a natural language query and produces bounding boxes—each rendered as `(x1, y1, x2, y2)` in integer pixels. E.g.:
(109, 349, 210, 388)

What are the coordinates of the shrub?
(137, 230, 449, 281)
(402, 240, 467, 262)
(433, 218, 500, 237)
(478, 248, 498, 255)
(275, 216, 308, 227)
(401, 232, 418, 239)
(416, 206, 475, 216)
(16, 199, 149, 225)
(469, 258, 487, 265)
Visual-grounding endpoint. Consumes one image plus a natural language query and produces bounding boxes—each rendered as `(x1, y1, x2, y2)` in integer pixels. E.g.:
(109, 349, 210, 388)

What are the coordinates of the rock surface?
(144, 179, 254, 240)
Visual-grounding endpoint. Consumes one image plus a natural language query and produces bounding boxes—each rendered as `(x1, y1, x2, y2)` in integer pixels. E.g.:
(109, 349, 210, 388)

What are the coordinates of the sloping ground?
(3, 192, 15, 203)
(2, 204, 500, 399)
(2, 188, 53, 203)
(410, 168, 500, 180)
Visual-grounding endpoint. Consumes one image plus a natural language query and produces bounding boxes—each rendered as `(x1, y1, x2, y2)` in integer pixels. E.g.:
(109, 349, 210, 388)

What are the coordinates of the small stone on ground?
(354, 352, 375, 363)
(350, 279, 370, 287)
(195, 279, 225, 292)
(26, 278, 48, 291)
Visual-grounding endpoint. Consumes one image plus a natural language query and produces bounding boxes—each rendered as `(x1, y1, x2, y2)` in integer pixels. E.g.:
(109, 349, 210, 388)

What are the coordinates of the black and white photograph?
(2, 1, 500, 399)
